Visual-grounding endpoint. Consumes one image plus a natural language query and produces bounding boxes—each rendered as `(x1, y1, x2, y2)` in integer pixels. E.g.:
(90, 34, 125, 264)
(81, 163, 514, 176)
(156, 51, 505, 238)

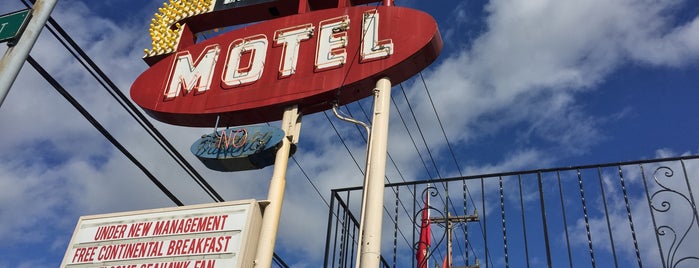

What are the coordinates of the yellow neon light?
(144, 0, 213, 57)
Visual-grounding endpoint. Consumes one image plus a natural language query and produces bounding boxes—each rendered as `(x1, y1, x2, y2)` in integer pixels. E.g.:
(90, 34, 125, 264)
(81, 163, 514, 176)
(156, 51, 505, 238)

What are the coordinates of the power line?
(334, 101, 419, 246)
(29, 52, 292, 268)
(20, 0, 224, 203)
(415, 71, 494, 266)
(26, 55, 185, 206)
(290, 156, 330, 208)
(326, 104, 418, 248)
(17, 1, 298, 264)
(18, 0, 479, 265)
(323, 110, 367, 173)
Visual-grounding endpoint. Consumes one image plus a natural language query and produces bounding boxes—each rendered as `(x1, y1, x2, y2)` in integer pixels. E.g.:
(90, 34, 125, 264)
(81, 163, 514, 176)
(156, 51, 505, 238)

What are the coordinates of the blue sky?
(0, 0, 698, 267)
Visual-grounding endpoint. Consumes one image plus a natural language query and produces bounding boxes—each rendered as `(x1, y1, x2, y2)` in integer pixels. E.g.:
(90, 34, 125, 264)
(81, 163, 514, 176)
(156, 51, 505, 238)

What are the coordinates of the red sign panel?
(130, 6, 442, 127)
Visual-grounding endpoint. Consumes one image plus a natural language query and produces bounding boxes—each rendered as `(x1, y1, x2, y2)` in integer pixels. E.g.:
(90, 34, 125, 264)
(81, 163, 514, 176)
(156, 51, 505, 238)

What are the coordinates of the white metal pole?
(0, 0, 58, 107)
(255, 105, 301, 268)
(358, 77, 392, 268)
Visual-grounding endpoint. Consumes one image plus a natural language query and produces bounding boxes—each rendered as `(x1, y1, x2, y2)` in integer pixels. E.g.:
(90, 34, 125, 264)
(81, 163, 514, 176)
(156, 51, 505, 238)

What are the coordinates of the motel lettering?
(164, 10, 393, 100)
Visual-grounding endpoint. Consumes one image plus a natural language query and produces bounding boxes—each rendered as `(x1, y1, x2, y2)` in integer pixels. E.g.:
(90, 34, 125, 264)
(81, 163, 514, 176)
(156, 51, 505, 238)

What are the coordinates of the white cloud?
(405, 0, 699, 158)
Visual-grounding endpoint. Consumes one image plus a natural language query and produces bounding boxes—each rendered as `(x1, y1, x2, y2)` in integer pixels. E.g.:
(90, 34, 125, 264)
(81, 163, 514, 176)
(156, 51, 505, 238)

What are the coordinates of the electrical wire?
(273, 252, 290, 268)
(26, 55, 185, 206)
(414, 71, 494, 266)
(333, 102, 417, 246)
(347, 86, 444, 258)
(291, 156, 330, 208)
(20, 0, 225, 203)
(418, 71, 478, 264)
(18, 1, 298, 265)
(311, 1, 460, 260)
(18, 0, 487, 265)
(328, 99, 426, 246)
(312, 5, 427, 247)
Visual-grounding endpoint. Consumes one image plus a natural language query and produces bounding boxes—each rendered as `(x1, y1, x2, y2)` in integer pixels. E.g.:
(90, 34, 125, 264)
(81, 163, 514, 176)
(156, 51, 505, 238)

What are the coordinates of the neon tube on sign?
(190, 125, 289, 171)
(163, 11, 391, 99)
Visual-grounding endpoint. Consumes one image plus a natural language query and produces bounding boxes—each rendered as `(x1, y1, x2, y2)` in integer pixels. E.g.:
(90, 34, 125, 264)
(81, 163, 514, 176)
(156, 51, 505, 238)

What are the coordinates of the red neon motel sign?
(131, 6, 442, 127)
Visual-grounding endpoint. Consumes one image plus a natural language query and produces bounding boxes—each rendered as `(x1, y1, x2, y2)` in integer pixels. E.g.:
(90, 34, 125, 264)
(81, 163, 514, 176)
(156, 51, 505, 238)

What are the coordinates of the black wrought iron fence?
(324, 155, 699, 268)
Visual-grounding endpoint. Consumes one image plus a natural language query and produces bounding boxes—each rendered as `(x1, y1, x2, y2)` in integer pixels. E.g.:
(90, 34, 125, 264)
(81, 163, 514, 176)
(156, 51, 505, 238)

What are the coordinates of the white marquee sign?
(61, 200, 262, 268)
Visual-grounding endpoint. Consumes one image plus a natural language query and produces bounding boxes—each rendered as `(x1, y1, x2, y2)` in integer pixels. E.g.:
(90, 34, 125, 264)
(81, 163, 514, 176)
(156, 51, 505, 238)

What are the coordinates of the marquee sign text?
(61, 201, 263, 268)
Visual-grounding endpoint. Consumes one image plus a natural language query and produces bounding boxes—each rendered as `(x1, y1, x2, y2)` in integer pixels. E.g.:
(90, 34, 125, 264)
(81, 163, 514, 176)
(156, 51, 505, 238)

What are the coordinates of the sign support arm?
(254, 105, 302, 268)
(0, 0, 57, 108)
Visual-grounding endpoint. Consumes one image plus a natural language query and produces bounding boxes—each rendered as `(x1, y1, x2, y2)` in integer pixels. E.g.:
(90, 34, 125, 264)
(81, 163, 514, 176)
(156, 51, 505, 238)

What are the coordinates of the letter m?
(164, 45, 220, 100)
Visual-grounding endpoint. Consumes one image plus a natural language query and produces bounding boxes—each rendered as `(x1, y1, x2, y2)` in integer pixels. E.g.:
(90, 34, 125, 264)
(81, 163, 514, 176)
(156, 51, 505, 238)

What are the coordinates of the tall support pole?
(0, 0, 58, 107)
(358, 77, 392, 268)
(255, 105, 301, 268)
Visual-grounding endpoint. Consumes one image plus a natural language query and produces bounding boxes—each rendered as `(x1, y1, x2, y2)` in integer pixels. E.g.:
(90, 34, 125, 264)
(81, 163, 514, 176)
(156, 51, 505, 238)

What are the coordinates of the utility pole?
(0, 0, 58, 107)
(431, 212, 480, 268)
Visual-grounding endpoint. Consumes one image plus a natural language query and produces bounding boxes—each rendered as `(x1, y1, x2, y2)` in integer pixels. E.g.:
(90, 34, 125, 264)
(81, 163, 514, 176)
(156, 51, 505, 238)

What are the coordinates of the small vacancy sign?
(61, 200, 262, 268)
